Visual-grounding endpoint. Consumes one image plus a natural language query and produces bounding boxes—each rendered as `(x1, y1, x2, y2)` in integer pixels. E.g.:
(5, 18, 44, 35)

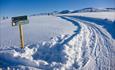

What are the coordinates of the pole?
(19, 23, 24, 48)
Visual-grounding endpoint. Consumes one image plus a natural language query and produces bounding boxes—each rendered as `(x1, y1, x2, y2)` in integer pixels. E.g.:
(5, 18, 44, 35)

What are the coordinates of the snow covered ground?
(0, 12, 115, 70)
(60, 12, 115, 21)
(0, 16, 76, 47)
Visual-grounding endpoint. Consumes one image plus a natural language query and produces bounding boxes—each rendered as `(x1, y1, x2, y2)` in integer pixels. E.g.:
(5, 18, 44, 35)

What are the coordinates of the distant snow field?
(0, 12, 115, 70)
(61, 12, 115, 21)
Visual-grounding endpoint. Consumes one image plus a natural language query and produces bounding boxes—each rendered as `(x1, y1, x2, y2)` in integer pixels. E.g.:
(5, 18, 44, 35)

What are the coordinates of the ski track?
(0, 15, 115, 70)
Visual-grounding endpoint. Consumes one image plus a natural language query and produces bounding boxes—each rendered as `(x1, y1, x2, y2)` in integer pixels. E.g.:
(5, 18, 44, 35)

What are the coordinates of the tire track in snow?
(59, 16, 114, 70)
(59, 16, 93, 69)
(67, 16, 115, 70)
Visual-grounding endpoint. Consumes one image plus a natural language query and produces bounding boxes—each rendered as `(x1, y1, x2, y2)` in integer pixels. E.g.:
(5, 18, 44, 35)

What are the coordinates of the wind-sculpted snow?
(0, 15, 115, 70)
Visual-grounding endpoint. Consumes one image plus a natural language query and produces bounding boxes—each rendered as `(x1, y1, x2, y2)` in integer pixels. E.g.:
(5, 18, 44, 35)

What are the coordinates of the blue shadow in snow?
(33, 16, 81, 63)
(59, 16, 81, 46)
(70, 16, 115, 39)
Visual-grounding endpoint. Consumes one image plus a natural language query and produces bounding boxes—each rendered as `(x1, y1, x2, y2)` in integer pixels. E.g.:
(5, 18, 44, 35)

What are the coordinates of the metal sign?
(11, 16, 29, 48)
(12, 16, 29, 26)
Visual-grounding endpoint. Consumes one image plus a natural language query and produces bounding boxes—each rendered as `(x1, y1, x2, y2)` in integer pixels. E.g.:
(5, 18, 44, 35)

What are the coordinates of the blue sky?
(0, 0, 115, 17)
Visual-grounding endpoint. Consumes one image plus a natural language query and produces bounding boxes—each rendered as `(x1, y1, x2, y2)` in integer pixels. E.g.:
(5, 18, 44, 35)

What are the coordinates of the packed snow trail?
(0, 15, 115, 70)
(60, 16, 115, 70)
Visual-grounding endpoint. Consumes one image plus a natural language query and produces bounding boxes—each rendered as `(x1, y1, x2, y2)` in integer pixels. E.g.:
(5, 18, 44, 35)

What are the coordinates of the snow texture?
(0, 12, 115, 70)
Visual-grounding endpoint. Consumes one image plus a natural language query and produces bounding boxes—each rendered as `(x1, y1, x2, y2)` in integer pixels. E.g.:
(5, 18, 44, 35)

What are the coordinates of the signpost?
(12, 16, 29, 48)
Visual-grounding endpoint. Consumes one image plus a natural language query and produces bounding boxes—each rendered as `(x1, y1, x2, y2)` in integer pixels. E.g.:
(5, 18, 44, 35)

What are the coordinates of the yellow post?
(19, 23, 24, 48)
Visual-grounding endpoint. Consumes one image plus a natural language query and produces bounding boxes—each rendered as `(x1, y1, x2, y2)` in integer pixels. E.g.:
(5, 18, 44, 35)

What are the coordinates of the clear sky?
(0, 0, 115, 17)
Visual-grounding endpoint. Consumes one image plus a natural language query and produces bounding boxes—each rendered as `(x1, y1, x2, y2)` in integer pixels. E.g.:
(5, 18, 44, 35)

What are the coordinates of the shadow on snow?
(33, 16, 81, 63)
(0, 16, 81, 68)
(70, 16, 115, 39)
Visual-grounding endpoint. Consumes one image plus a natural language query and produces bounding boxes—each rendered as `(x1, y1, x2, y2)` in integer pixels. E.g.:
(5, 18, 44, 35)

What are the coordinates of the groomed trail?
(0, 15, 115, 70)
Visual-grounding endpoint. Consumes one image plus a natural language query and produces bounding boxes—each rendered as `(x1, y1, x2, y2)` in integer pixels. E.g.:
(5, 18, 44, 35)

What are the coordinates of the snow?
(0, 12, 115, 70)
(60, 12, 115, 21)
(0, 15, 76, 47)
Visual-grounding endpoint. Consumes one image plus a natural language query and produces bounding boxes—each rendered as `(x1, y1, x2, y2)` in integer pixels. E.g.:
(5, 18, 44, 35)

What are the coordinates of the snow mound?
(0, 35, 71, 69)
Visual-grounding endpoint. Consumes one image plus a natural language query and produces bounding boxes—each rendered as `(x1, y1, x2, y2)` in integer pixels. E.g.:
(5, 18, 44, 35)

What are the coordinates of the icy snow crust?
(0, 12, 115, 70)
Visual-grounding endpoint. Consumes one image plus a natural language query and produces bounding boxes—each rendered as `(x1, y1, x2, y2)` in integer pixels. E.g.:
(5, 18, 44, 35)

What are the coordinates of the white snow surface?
(0, 16, 76, 47)
(60, 12, 115, 21)
(0, 12, 115, 70)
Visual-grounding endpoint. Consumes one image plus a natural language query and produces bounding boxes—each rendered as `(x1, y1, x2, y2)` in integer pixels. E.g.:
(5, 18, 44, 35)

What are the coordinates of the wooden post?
(19, 23, 24, 48)
(12, 16, 28, 48)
